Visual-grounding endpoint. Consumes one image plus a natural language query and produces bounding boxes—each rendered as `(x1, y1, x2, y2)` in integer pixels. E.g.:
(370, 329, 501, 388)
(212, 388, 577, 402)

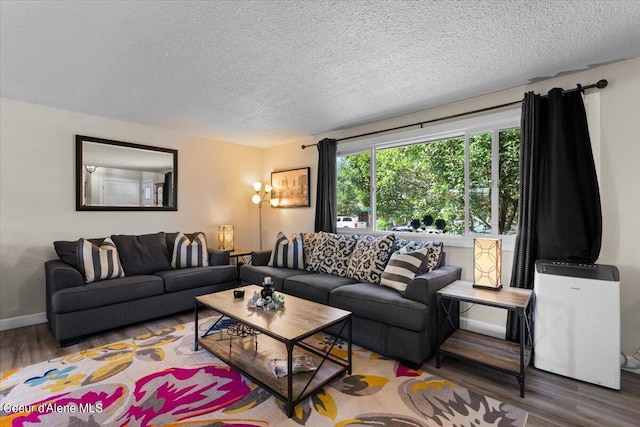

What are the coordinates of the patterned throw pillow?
(306, 232, 359, 277)
(380, 247, 429, 294)
(171, 232, 209, 268)
(422, 241, 444, 271)
(268, 232, 305, 269)
(346, 234, 395, 284)
(393, 239, 444, 272)
(302, 232, 322, 268)
(77, 237, 125, 283)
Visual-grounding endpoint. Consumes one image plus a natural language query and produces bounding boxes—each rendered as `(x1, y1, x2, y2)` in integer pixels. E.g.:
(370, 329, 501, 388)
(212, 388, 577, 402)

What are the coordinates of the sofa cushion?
(346, 234, 395, 284)
(54, 238, 105, 269)
(51, 275, 164, 313)
(329, 282, 428, 331)
(239, 264, 312, 291)
(268, 232, 304, 269)
(284, 273, 357, 305)
(307, 232, 359, 277)
(77, 237, 125, 283)
(154, 265, 236, 293)
(380, 247, 429, 293)
(171, 232, 209, 268)
(111, 232, 171, 275)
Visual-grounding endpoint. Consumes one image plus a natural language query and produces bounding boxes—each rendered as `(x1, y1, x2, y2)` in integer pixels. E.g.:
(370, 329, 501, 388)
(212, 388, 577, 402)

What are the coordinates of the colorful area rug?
(1, 318, 528, 426)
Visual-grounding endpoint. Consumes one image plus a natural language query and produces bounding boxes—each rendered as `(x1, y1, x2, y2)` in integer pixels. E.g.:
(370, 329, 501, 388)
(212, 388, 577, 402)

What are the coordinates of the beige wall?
(1, 57, 638, 356)
(0, 99, 263, 325)
(262, 57, 640, 355)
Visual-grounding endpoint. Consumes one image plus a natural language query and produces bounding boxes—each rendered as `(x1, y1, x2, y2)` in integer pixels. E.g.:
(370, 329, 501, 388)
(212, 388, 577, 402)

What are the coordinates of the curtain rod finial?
(595, 79, 608, 89)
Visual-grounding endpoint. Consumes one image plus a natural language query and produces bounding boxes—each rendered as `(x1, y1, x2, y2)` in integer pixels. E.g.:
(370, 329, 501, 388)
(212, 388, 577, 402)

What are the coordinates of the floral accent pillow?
(346, 234, 395, 284)
(302, 232, 322, 268)
(306, 232, 359, 277)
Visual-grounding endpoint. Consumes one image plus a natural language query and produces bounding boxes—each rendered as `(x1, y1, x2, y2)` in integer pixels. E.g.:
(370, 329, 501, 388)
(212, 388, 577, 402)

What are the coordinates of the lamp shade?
(473, 238, 502, 290)
(218, 225, 234, 251)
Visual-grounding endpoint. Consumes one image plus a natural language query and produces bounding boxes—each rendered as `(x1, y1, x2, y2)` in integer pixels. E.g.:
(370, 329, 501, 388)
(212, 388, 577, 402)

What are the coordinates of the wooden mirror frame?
(76, 135, 178, 211)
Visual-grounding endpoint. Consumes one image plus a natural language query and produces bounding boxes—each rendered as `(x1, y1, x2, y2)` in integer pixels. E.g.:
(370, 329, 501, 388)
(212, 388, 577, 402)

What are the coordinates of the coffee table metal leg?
(286, 341, 294, 417)
(194, 301, 199, 351)
(348, 316, 352, 374)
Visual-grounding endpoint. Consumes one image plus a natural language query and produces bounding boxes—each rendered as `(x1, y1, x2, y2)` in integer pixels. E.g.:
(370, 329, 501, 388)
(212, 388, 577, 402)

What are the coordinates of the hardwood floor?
(2, 312, 639, 427)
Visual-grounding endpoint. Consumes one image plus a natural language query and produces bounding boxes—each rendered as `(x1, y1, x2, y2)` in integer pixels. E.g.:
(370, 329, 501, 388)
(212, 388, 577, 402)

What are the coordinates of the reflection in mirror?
(76, 135, 178, 211)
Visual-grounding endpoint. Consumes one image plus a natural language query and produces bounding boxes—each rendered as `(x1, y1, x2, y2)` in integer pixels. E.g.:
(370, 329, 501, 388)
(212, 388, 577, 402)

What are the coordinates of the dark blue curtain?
(314, 138, 337, 233)
(507, 88, 602, 342)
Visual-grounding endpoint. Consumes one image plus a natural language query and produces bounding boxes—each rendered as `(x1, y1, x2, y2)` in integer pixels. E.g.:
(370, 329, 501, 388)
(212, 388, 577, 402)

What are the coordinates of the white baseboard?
(460, 316, 506, 339)
(0, 312, 47, 331)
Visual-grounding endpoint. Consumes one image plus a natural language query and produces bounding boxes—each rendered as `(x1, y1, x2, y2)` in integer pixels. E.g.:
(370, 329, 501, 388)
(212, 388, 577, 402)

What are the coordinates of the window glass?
(376, 137, 465, 234)
(469, 133, 492, 234)
(336, 110, 521, 240)
(498, 128, 520, 235)
(336, 152, 371, 229)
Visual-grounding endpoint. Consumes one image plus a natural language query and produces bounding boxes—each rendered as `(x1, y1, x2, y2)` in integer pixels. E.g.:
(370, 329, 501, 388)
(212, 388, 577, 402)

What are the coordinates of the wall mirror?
(76, 135, 178, 211)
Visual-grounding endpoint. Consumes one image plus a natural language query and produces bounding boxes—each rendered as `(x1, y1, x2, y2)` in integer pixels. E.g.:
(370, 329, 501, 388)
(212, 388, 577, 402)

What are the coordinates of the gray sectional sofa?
(239, 232, 462, 367)
(46, 232, 237, 345)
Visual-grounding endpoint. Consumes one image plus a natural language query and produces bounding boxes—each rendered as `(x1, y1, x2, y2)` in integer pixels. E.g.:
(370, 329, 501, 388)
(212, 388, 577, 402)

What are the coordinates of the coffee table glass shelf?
(195, 285, 352, 417)
(436, 280, 533, 397)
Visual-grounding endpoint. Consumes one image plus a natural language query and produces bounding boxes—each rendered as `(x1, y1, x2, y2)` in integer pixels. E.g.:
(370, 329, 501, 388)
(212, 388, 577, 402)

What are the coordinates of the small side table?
(228, 249, 252, 284)
(436, 280, 533, 397)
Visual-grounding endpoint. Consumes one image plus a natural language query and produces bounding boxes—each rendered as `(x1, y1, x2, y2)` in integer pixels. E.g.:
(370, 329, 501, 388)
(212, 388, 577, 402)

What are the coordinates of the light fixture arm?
(252, 182, 279, 250)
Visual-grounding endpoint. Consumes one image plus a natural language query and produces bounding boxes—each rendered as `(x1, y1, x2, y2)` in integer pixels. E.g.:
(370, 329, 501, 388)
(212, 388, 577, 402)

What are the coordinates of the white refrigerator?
(533, 259, 620, 389)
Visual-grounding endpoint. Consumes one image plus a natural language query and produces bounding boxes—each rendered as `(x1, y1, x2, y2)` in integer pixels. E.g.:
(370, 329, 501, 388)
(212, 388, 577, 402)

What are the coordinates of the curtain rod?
(301, 79, 608, 149)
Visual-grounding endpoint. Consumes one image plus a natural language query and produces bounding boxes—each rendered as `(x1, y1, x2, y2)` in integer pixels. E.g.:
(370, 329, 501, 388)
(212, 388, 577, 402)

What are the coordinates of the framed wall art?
(271, 167, 310, 208)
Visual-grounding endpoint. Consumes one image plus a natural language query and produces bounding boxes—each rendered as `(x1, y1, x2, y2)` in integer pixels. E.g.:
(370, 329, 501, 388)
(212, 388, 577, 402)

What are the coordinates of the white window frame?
(337, 108, 521, 249)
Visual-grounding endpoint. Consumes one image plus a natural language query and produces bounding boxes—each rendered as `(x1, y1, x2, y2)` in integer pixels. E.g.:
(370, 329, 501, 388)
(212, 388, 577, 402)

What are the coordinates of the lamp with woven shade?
(473, 238, 502, 290)
(217, 225, 234, 251)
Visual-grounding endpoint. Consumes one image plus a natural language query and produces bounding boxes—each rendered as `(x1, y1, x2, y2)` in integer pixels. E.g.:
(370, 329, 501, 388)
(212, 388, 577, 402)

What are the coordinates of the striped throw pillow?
(268, 232, 304, 269)
(171, 232, 209, 268)
(380, 247, 429, 294)
(77, 237, 125, 283)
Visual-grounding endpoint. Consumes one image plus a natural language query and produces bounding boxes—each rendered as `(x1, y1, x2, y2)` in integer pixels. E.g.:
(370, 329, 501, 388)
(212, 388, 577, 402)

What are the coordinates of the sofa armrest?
(45, 260, 85, 322)
(404, 265, 462, 306)
(45, 260, 85, 292)
(208, 249, 230, 265)
(251, 250, 272, 266)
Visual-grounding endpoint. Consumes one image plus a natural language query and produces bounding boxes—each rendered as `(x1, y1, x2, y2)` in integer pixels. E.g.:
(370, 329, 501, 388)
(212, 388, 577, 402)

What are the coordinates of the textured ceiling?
(2, 1, 639, 147)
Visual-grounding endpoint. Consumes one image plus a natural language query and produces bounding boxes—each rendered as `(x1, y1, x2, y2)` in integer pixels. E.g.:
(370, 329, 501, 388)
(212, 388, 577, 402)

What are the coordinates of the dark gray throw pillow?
(54, 238, 105, 269)
(110, 232, 171, 275)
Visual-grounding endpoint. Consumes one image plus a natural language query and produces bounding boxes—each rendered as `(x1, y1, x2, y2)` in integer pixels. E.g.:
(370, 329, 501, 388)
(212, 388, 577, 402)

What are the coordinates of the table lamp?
(473, 238, 502, 290)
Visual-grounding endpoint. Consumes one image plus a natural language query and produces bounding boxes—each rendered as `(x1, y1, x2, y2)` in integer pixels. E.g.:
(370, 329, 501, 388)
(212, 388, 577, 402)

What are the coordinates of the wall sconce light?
(473, 238, 502, 290)
(85, 165, 97, 174)
(218, 225, 234, 251)
(252, 182, 279, 250)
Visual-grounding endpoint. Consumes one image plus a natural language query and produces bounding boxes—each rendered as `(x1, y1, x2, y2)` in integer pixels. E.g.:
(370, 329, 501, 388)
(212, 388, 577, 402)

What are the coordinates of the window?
(336, 109, 520, 241)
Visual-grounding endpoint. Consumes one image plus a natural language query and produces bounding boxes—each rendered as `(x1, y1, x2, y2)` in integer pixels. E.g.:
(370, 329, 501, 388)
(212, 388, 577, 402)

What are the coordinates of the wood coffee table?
(194, 285, 352, 417)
